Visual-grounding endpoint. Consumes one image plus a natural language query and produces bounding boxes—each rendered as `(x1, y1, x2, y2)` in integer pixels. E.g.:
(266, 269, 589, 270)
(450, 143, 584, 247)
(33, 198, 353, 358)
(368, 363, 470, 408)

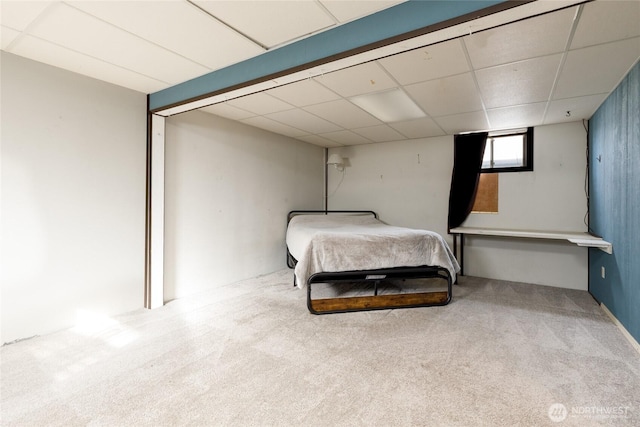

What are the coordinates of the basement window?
(481, 127, 533, 173)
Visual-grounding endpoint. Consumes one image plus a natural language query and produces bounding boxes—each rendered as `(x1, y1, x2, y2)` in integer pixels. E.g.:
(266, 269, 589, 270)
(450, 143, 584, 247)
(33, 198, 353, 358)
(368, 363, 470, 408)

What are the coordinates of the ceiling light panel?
(475, 54, 563, 109)
(26, 3, 209, 84)
(464, 6, 576, 70)
(226, 92, 294, 116)
(554, 37, 640, 99)
(405, 73, 483, 117)
(319, 0, 405, 23)
(305, 99, 383, 128)
(315, 61, 397, 97)
(266, 79, 341, 107)
(193, 0, 335, 48)
(350, 88, 425, 123)
(378, 38, 469, 85)
(68, 1, 264, 71)
(571, 1, 640, 49)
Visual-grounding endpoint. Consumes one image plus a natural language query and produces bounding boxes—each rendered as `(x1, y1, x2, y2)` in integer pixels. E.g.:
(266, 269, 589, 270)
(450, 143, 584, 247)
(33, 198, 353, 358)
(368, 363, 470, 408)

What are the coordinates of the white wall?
(327, 122, 589, 290)
(164, 111, 324, 301)
(1, 52, 147, 343)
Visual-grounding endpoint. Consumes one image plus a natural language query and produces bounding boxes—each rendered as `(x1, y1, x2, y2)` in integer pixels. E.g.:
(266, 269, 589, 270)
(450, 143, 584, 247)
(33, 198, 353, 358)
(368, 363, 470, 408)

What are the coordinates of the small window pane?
(492, 135, 523, 168)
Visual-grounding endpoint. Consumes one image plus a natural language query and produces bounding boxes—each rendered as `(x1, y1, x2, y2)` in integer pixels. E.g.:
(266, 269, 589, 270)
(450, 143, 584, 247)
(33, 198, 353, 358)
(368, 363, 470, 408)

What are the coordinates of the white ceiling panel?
(405, 73, 484, 117)
(378, 38, 469, 85)
(315, 61, 397, 97)
(554, 37, 640, 99)
(26, 3, 209, 84)
(1, 25, 20, 49)
(193, 0, 335, 48)
(9, 34, 167, 93)
(434, 111, 490, 135)
(389, 117, 445, 139)
(320, 0, 404, 23)
(297, 134, 344, 147)
(304, 99, 382, 129)
(265, 109, 342, 134)
(571, 0, 640, 49)
(69, 0, 264, 71)
(544, 94, 608, 124)
(487, 103, 547, 130)
(227, 92, 294, 116)
(200, 103, 257, 121)
(464, 6, 576, 70)
(266, 79, 341, 107)
(352, 124, 405, 143)
(318, 130, 373, 145)
(0, 0, 53, 31)
(476, 54, 563, 109)
(241, 116, 309, 138)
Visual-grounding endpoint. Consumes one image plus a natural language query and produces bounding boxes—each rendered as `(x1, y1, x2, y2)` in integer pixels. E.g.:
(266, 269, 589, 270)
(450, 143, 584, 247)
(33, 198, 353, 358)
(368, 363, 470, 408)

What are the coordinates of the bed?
(286, 210, 460, 314)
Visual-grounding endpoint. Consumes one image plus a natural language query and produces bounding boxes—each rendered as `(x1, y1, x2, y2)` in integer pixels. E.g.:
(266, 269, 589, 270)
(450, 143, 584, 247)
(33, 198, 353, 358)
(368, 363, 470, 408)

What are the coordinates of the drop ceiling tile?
(241, 116, 309, 138)
(266, 79, 340, 107)
(571, 1, 640, 49)
(554, 37, 640, 100)
(0, 0, 53, 31)
(434, 111, 489, 134)
(476, 54, 563, 109)
(297, 134, 344, 148)
(315, 61, 397, 97)
(193, 0, 335, 48)
(200, 103, 256, 121)
(464, 6, 576, 69)
(378, 38, 470, 85)
(544, 94, 607, 124)
(319, 130, 373, 145)
(26, 3, 209, 85)
(487, 103, 546, 130)
(227, 93, 294, 116)
(69, 1, 264, 71)
(320, 1, 404, 23)
(265, 109, 342, 134)
(304, 99, 382, 129)
(1, 25, 20, 50)
(352, 124, 405, 143)
(9, 34, 168, 93)
(405, 73, 483, 117)
(389, 117, 445, 139)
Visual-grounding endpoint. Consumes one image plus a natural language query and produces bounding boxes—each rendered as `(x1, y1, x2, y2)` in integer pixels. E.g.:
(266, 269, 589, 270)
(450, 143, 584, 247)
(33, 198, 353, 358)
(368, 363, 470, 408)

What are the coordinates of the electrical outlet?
(601, 266, 606, 279)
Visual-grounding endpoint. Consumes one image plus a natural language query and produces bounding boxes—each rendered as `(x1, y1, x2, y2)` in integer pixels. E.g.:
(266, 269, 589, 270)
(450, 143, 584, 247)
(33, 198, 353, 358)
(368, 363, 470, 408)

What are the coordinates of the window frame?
(480, 127, 534, 173)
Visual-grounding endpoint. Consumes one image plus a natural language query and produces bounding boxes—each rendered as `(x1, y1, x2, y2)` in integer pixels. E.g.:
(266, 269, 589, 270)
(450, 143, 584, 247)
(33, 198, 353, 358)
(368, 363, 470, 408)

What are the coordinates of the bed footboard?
(306, 266, 452, 314)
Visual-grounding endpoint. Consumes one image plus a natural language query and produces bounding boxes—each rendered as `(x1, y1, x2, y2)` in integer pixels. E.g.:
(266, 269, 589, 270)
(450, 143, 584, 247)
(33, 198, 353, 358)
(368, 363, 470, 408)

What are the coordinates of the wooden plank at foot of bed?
(308, 291, 450, 314)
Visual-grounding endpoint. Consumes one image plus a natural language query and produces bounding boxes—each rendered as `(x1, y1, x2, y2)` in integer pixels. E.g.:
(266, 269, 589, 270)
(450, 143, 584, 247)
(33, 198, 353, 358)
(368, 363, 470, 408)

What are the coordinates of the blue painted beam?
(149, 0, 514, 112)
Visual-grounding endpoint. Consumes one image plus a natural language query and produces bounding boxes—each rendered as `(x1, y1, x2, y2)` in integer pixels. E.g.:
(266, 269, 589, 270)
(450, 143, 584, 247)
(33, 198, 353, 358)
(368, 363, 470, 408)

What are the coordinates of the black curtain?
(448, 132, 488, 231)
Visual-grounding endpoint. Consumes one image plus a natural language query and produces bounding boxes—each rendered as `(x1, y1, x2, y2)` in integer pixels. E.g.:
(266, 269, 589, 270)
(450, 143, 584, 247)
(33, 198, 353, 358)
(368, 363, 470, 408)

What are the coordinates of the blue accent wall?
(589, 60, 640, 342)
(149, 0, 509, 111)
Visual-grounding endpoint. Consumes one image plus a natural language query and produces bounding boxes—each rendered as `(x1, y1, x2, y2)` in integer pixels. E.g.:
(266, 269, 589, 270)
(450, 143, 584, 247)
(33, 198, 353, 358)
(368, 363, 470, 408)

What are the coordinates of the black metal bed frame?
(286, 210, 453, 314)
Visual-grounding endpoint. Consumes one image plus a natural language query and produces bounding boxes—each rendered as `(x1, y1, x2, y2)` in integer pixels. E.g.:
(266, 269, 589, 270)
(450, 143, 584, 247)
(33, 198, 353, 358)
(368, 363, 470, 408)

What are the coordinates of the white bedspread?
(286, 214, 460, 287)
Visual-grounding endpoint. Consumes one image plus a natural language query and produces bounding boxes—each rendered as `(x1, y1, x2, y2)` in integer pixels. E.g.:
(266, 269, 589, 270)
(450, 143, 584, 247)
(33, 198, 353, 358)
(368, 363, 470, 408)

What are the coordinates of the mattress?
(286, 214, 460, 287)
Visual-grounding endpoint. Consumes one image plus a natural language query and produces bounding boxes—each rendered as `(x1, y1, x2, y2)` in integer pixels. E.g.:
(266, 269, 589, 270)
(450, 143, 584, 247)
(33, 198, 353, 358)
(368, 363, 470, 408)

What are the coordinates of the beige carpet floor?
(1, 270, 639, 426)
